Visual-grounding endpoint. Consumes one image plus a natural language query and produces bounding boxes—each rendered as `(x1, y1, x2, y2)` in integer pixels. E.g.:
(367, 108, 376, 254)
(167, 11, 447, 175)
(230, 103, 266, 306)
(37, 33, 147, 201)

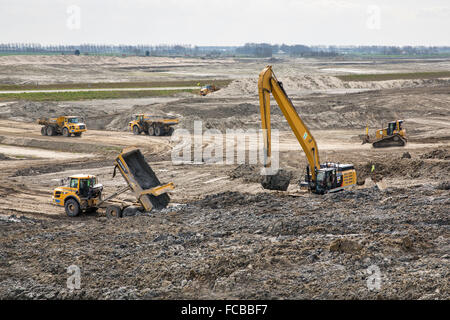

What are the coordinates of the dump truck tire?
(47, 126, 55, 136)
(122, 206, 141, 217)
(166, 127, 174, 136)
(41, 127, 47, 136)
(63, 127, 70, 137)
(106, 205, 122, 218)
(148, 125, 155, 136)
(133, 126, 140, 135)
(74, 132, 82, 137)
(154, 125, 162, 136)
(65, 199, 80, 217)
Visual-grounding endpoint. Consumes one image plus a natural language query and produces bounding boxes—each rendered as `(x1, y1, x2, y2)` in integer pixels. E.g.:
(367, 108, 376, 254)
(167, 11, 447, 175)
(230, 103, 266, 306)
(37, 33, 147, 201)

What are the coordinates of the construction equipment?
(362, 120, 407, 148)
(52, 148, 174, 217)
(128, 114, 179, 136)
(38, 116, 86, 137)
(258, 65, 357, 194)
(200, 84, 218, 96)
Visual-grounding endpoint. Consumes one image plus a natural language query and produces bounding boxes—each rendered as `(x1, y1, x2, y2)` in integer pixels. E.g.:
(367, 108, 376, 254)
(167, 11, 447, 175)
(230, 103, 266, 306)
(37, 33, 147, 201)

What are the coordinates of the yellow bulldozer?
(362, 120, 407, 148)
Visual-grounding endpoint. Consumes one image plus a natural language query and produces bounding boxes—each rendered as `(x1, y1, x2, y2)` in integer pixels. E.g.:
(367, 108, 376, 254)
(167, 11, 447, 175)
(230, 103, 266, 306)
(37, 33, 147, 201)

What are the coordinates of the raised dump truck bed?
(114, 148, 172, 210)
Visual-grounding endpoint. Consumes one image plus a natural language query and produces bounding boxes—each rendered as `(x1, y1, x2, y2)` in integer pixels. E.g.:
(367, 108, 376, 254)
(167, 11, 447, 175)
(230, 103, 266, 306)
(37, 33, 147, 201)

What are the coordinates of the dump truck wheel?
(148, 126, 155, 136)
(133, 126, 140, 135)
(154, 125, 162, 136)
(47, 126, 55, 136)
(63, 127, 70, 137)
(122, 206, 141, 217)
(106, 205, 122, 218)
(74, 132, 82, 137)
(41, 127, 47, 136)
(65, 199, 80, 217)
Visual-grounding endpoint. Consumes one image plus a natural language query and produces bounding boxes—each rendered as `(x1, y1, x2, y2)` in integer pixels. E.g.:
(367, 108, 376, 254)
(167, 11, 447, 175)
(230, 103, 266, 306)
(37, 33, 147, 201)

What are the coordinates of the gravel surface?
(1, 184, 448, 300)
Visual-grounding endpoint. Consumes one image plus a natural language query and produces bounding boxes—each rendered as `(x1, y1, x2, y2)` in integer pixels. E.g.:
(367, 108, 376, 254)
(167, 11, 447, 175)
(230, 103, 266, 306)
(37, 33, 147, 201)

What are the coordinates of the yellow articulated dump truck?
(128, 114, 179, 136)
(38, 116, 87, 137)
(52, 148, 174, 217)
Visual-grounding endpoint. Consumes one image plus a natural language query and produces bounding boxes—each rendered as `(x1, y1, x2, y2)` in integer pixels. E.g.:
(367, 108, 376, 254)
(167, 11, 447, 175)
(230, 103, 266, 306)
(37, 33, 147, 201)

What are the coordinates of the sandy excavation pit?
(0, 55, 449, 300)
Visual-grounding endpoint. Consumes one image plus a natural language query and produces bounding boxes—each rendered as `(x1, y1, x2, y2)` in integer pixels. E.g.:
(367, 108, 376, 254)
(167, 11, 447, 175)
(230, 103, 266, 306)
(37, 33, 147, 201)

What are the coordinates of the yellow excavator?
(258, 66, 357, 194)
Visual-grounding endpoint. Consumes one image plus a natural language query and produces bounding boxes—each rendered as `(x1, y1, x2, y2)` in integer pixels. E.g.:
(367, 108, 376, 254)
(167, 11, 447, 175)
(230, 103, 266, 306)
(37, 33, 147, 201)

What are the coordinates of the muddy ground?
(0, 55, 449, 300)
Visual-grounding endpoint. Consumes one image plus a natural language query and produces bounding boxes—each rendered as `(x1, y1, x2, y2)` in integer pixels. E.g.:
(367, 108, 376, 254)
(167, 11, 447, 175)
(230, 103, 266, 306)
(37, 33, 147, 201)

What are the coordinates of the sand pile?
(0, 101, 119, 130)
(356, 157, 450, 184)
(0, 101, 89, 122)
(211, 75, 450, 97)
(0, 55, 224, 67)
(420, 148, 450, 160)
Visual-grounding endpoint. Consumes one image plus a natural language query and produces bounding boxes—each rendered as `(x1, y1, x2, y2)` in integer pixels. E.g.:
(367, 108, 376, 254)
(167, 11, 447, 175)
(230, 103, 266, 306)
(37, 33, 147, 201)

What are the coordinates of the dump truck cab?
(52, 174, 103, 216)
(128, 114, 179, 136)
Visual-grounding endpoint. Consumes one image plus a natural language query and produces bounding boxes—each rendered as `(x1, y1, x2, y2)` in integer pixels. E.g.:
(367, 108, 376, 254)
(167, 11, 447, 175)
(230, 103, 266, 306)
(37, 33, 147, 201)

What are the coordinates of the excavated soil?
(0, 184, 448, 299)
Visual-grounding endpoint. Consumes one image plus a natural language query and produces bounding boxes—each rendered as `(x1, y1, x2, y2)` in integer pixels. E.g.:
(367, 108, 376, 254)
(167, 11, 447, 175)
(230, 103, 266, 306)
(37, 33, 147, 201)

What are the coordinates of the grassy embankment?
(0, 79, 233, 101)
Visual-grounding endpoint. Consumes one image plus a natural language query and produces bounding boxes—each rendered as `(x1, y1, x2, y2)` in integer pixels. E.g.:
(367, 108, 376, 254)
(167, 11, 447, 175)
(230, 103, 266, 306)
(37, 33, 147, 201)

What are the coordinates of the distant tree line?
(0, 43, 449, 58)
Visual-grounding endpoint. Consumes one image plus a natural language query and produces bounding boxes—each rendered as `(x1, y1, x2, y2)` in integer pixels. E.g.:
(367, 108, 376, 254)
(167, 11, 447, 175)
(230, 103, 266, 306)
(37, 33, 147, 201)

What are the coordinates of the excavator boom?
(258, 65, 320, 180)
(258, 66, 357, 194)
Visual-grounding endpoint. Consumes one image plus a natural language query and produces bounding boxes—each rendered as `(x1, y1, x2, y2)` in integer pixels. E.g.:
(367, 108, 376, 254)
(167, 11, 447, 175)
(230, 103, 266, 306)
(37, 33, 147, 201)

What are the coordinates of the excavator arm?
(258, 65, 320, 181)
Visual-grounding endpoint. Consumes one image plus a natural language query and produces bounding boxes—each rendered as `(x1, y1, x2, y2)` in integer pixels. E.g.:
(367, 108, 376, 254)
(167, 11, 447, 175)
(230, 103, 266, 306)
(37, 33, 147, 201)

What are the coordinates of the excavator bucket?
(261, 169, 292, 191)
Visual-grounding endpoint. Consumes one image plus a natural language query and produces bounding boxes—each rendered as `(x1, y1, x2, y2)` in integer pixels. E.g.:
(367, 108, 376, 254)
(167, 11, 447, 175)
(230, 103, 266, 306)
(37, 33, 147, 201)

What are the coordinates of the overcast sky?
(1, 0, 448, 46)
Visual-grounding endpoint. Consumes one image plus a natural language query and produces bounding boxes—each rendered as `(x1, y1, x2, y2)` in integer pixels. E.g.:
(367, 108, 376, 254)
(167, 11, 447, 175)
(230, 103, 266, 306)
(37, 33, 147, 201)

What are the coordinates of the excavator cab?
(387, 121, 396, 136)
(315, 169, 335, 194)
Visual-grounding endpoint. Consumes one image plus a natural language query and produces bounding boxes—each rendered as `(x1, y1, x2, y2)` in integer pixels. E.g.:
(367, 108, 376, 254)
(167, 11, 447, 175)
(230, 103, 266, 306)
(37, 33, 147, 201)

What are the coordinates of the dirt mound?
(356, 157, 450, 184)
(192, 192, 255, 209)
(0, 101, 124, 130)
(0, 153, 11, 160)
(228, 164, 261, 183)
(210, 75, 450, 97)
(329, 238, 363, 253)
(420, 148, 450, 160)
(436, 181, 450, 190)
